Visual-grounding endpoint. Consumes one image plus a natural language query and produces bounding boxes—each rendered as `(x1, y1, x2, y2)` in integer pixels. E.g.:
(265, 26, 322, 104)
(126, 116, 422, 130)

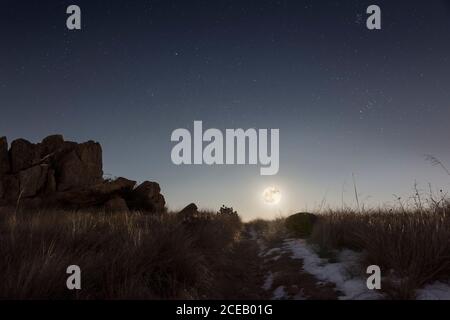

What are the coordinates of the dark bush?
(285, 212, 317, 238)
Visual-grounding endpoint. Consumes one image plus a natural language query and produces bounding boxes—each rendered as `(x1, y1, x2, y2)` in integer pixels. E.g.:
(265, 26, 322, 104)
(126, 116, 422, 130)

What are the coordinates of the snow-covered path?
(283, 239, 383, 300)
(248, 226, 339, 300)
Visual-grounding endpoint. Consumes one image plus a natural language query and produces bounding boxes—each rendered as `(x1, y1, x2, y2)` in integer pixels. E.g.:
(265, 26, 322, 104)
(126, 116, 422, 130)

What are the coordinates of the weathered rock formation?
(178, 203, 198, 218)
(0, 135, 165, 213)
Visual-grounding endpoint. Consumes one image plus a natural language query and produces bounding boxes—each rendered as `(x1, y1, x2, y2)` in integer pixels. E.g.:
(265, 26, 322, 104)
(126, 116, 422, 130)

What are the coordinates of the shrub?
(217, 205, 238, 217)
(285, 212, 317, 238)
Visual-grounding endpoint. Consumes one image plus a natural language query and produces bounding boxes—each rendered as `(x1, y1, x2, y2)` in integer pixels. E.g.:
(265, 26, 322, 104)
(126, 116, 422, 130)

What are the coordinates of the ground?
(220, 225, 340, 300)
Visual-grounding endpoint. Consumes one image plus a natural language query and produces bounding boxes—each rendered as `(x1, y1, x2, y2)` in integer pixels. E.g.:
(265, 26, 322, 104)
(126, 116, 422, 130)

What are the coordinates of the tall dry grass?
(0, 208, 242, 300)
(248, 216, 288, 246)
(309, 204, 450, 299)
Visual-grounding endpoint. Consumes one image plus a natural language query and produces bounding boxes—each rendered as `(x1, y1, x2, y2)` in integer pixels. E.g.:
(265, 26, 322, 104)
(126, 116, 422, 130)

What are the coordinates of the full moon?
(262, 186, 282, 205)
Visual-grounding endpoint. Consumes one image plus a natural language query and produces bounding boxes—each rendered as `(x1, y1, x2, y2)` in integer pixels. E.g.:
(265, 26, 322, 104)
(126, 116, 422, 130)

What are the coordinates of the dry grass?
(0, 208, 243, 300)
(2, 197, 449, 300)
(248, 216, 288, 246)
(309, 205, 450, 299)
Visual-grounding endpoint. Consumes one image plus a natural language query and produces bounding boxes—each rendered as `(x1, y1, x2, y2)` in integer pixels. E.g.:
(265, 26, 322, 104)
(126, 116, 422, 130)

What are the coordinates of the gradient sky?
(1, 0, 450, 220)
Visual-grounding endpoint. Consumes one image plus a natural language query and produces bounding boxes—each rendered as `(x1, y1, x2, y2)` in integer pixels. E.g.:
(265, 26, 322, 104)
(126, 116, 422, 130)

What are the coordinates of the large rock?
(76, 141, 103, 176)
(50, 190, 101, 208)
(48, 178, 135, 209)
(128, 181, 166, 212)
(0, 135, 166, 213)
(9, 139, 41, 173)
(41, 135, 65, 156)
(45, 168, 57, 194)
(56, 141, 103, 191)
(90, 177, 136, 196)
(104, 196, 129, 213)
(2, 175, 20, 202)
(19, 197, 43, 210)
(0, 179, 4, 200)
(0, 137, 10, 177)
(178, 203, 198, 217)
(18, 165, 49, 198)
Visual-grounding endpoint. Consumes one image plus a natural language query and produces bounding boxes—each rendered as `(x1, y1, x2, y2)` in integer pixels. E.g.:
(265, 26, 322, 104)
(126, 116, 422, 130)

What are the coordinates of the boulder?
(39, 141, 78, 167)
(56, 141, 103, 191)
(19, 197, 43, 210)
(76, 141, 103, 178)
(178, 203, 198, 218)
(128, 181, 166, 213)
(41, 135, 65, 155)
(285, 212, 318, 238)
(45, 168, 57, 194)
(0, 179, 4, 199)
(90, 177, 136, 196)
(0, 137, 10, 176)
(9, 138, 41, 173)
(2, 175, 20, 202)
(50, 190, 101, 208)
(18, 165, 49, 198)
(48, 178, 135, 209)
(104, 196, 129, 213)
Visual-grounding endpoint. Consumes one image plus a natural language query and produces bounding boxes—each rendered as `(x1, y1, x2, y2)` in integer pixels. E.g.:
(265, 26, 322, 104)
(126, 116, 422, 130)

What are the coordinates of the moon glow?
(263, 186, 282, 205)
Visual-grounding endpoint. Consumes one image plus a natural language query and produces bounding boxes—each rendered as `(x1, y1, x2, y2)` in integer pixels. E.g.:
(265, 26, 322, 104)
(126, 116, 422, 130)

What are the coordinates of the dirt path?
(209, 226, 270, 299)
(240, 225, 339, 300)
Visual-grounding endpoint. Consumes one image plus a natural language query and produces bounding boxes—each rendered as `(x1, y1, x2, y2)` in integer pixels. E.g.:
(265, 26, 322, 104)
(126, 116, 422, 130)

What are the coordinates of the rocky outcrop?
(127, 181, 166, 212)
(178, 203, 198, 218)
(10, 138, 39, 173)
(2, 174, 19, 202)
(0, 137, 8, 204)
(104, 196, 129, 213)
(0, 135, 165, 213)
(18, 165, 49, 198)
(177, 203, 201, 225)
(0, 137, 9, 176)
(56, 141, 103, 191)
(0, 180, 4, 205)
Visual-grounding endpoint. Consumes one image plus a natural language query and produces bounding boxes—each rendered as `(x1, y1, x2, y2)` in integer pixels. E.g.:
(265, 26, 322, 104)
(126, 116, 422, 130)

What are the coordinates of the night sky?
(1, 0, 450, 220)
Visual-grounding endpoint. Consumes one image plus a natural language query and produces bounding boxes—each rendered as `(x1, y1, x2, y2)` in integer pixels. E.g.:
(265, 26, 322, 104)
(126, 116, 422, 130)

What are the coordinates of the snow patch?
(284, 239, 383, 300)
(272, 286, 287, 300)
(417, 281, 450, 300)
(264, 248, 282, 257)
(248, 228, 258, 241)
(293, 288, 307, 300)
(248, 227, 267, 256)
(263, 272, 275, 291)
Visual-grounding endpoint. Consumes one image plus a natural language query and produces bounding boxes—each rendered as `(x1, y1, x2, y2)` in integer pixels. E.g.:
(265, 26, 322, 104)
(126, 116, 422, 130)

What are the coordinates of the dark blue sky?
(1, 0, 450, 219)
